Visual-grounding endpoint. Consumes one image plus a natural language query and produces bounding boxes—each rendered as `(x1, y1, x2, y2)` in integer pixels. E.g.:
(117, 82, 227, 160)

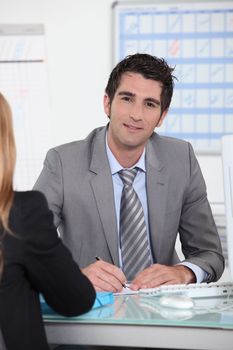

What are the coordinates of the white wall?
(0, 0, 224, 212)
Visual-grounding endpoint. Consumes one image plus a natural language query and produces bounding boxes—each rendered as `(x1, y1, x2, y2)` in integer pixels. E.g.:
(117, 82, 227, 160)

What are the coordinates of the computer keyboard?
(139, 281, 233, 298)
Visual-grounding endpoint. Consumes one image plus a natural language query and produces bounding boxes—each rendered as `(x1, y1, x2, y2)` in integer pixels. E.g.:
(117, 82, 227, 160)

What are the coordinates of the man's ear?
(157, 109, 168, 127)
(103, 94, 111, 117)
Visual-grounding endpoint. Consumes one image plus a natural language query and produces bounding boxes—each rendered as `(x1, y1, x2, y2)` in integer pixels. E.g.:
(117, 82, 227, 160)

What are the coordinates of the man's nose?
(129, 103, 143, 120)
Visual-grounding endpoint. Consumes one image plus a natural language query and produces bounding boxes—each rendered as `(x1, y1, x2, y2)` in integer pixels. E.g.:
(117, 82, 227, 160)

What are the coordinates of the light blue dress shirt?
(105, 137, 206, 283)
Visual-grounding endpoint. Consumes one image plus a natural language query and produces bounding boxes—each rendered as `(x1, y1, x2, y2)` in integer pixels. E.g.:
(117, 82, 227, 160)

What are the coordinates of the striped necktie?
(119, 168, 152, 281)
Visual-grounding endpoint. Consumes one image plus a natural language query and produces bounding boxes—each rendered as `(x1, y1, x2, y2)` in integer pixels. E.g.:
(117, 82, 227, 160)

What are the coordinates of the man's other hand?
(130, 264, 196, 290)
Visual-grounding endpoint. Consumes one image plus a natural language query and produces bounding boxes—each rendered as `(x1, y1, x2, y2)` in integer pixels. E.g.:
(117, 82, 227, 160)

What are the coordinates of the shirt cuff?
(178, 261, 208, 283)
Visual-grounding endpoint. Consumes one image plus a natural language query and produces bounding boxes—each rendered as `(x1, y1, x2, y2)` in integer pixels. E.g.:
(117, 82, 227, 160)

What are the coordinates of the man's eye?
(121, 96, 131, 102)
(146, 101, 156, 108)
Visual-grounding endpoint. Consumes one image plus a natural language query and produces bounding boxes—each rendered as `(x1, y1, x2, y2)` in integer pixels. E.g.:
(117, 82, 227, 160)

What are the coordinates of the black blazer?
(0, 191, 95, 350)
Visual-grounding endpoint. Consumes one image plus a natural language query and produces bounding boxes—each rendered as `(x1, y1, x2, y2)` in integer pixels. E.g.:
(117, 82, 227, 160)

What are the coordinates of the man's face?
(104, 72, 167, 154)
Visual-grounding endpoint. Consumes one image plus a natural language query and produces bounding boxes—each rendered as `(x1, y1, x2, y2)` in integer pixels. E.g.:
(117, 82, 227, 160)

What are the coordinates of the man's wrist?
(176, 265, 196, 283)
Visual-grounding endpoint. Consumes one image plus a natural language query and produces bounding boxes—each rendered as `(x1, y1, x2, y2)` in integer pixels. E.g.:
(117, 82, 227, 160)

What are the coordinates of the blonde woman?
(0, 93, 95, 350)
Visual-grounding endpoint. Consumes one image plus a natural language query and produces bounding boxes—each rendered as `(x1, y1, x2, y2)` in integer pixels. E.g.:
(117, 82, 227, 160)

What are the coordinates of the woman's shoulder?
(10, 190, 54, 240)
(14, 190, 47, 205)
(12, 191, 49, 218)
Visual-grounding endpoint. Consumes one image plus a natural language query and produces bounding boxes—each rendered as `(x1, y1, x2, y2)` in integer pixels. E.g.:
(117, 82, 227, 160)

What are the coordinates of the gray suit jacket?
(34, 126, 224, 282)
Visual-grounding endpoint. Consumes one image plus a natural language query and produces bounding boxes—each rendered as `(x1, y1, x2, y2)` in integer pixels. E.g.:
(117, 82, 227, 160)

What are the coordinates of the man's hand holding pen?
(81, 257, 127, 292)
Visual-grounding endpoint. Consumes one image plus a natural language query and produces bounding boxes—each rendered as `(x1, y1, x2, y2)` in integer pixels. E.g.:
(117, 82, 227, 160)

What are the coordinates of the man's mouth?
(124, 123, 143, 131)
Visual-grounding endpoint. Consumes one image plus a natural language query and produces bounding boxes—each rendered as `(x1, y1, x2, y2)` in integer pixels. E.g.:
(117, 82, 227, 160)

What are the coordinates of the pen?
(95, 256, 128, 288)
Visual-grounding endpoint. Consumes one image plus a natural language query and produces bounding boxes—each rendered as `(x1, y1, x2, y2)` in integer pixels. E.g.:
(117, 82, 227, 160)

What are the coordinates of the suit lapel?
(146, 135, 168, 262)
(89, 127, 119, 265)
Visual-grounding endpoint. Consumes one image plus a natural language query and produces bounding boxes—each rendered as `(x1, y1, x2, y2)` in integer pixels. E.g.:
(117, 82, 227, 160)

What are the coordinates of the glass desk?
(44, 294, 233, 350)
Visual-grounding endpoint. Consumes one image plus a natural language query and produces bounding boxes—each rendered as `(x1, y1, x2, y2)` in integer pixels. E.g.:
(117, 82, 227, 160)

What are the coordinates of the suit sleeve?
(21, 191, 96, 316)
(33, 149, 63, 228)
(179, 143, 224, 282)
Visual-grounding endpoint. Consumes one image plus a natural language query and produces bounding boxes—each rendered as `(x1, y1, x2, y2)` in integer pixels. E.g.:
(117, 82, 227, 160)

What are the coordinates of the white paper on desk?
(114, 288, 139, 296)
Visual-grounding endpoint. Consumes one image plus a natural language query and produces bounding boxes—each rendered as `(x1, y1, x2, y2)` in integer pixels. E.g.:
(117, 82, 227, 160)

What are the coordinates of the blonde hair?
(0, 93, 16, 277)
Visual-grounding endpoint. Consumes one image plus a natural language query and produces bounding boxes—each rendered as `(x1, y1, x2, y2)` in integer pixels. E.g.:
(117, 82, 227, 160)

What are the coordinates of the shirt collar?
(105, 132, 146, 175)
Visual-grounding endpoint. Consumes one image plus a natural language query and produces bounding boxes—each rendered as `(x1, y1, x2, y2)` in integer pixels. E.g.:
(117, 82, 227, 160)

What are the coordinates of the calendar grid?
(114, 2, 233, 152)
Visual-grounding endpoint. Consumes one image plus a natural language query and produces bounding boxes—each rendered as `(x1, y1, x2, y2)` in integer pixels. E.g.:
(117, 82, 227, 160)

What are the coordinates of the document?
(114, 287, 139, 296)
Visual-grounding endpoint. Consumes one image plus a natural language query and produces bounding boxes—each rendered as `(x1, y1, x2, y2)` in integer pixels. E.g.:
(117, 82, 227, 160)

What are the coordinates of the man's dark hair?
(105, 53, 176, 114)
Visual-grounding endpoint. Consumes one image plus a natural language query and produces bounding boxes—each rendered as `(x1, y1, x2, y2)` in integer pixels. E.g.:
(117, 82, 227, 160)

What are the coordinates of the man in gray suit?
(34, 53, 224, 292)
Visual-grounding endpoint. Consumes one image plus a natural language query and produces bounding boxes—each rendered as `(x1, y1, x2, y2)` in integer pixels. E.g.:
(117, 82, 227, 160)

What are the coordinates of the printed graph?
(0, 24, 51, 189)
(113, 1, 233, 152)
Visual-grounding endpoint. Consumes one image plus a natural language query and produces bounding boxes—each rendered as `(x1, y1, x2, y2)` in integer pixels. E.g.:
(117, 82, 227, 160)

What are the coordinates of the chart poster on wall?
(0, 24, 51, 190)
(113, 0, 233, 153)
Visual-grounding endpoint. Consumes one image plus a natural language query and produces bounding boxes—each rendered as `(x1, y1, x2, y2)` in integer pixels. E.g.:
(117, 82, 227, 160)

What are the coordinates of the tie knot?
(119, 168, 138, 186)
